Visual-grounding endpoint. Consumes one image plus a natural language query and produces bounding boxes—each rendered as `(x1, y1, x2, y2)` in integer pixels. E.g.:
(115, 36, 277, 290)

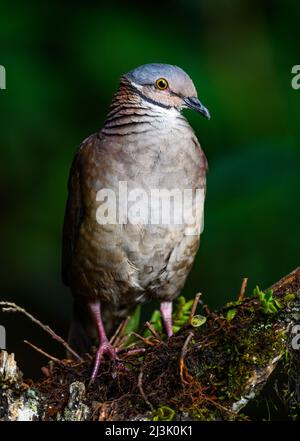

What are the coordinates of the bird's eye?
(155, 78, 169, 90)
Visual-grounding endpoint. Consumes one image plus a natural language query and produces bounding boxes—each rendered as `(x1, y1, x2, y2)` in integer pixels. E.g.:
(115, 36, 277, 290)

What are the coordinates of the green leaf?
(264, 290, 273, 302)
(124, 304, 141, 335)
(253, 286, 261, 297)
(191, 314, 207, 327)
(182, 299, 194, 312)
(226, 308, 237, 321)
(172, 325, 181, 334)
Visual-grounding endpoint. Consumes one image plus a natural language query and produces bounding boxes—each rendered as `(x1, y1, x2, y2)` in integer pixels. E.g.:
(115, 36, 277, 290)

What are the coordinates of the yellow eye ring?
(155, 78, 169, 90)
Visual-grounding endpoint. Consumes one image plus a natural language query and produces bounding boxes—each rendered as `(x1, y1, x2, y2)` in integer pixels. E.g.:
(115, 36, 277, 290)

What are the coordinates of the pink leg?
(89, 300, 117, 381)
(160, 301, 173, 338)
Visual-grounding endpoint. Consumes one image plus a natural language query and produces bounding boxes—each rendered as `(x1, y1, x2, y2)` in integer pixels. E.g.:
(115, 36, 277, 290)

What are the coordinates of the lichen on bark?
(0, 267, 299, 421)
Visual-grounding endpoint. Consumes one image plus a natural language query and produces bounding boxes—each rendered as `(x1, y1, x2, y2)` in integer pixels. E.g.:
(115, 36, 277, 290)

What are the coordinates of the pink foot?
(90, 340, 117, 382)
(88, 300, 146, 383)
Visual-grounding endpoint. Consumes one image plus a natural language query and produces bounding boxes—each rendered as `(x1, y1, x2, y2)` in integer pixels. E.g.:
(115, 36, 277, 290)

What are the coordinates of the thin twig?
(138, 368, 153, 410)
(110, 316, 130, 346)
(116, 334, 130, 349)
(238, 277, 248, 301)
(203, 304, 217, 319)
(145, 321, 161, 341)
(24, 340, 62, 364)
(180, 331, 194, 385)
(119, 347, 146, 358)
(188, 293, 202, 325)
(131, 332, 156, 347)
(204, 395, 238, 417)
(0, 301, 82, 362)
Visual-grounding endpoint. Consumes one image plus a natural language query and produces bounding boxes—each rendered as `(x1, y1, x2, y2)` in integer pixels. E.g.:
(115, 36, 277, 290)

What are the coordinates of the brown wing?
(61, 138, 88, 286)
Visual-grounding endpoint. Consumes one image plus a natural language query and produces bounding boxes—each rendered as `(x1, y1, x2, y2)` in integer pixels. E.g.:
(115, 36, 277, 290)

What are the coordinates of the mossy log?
(1, 268, 300, 421)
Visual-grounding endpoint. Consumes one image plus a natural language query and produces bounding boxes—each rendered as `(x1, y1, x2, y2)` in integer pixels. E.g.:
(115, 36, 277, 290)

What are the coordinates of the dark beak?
(184, 96, 211, 119)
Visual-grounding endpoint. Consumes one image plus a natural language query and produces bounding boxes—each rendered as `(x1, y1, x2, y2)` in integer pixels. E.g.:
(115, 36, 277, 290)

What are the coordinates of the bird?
(62, 63, 210, 381)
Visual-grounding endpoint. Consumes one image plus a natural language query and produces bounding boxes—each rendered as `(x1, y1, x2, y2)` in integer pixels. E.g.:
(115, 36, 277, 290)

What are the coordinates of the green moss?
(180, 291, 293, 420)
(283, 293, 296, 304)
(153, 406, 176, 421)
(225, 300, 242, 308)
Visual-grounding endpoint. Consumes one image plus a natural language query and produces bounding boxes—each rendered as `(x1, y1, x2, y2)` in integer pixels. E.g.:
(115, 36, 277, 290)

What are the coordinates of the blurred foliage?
(254, 286, 281, 314)
(124, 304, 142, 337)
(0, 0, 300, 375)
(142, 296, 197, 338)
(172, 296, 195, 333)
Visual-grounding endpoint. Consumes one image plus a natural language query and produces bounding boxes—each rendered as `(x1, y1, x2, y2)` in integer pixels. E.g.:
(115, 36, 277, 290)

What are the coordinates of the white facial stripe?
(130, 81, 181, 118)
(131, 81, 144, 91)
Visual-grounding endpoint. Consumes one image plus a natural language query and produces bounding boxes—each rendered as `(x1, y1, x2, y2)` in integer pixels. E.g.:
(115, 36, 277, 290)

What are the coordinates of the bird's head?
(123, 63, 210, 119)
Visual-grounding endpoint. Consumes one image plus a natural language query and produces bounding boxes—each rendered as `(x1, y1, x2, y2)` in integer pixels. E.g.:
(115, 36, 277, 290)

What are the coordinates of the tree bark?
(1, 267, 300, 421)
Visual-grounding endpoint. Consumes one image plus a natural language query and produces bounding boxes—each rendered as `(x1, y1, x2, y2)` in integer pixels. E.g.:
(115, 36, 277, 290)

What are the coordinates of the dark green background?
(0, 0, 299, 376)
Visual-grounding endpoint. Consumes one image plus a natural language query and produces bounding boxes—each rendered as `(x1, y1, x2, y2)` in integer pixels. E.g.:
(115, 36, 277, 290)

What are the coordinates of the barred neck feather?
(101, 79, 189, 137)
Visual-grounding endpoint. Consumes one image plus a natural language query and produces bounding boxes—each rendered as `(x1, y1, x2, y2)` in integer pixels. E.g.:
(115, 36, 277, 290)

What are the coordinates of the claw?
(90, 340, 117, 382)
(88, 300, 147, 384)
